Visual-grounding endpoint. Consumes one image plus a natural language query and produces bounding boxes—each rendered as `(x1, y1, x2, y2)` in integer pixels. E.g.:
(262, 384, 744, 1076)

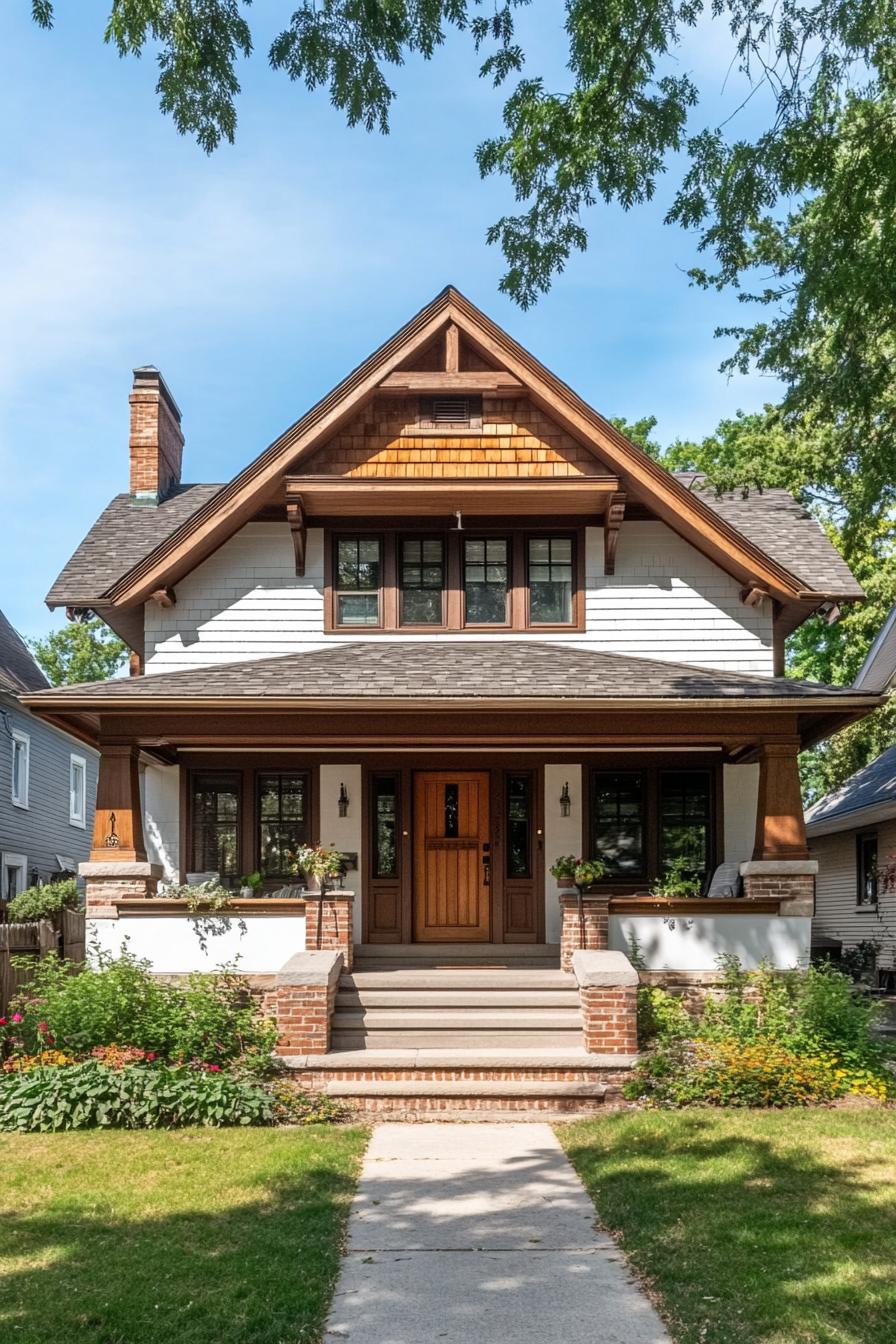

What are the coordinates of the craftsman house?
(23, 288, 879, 1111)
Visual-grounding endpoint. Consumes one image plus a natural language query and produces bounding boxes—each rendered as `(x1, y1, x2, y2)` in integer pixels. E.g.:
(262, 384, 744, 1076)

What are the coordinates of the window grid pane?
(528, 536, 573, 625)
(335, 536, 381, 627)
(590, 772, 646, 877)
(506, 774, 532, 879)
(400, 537, 444, 626)
(191, 773, 241, 880)
(373, 776, 398, 879)
(464, 537, 509, 624)
(858, 835, 878, 905)
(659, 771, 712, 883)
(257, 773, 308, 878)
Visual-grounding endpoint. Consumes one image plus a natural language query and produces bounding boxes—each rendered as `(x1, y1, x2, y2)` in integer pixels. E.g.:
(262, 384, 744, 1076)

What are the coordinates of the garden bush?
(628, 957, 896, 1108)
(0, 945, 277, 1065)
(0, 1060, 273, 1131)
(6, 878, 81, 924)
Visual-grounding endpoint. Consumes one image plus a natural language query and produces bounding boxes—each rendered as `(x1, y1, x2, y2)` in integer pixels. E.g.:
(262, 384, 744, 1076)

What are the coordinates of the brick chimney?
(129, 366, 184, 504)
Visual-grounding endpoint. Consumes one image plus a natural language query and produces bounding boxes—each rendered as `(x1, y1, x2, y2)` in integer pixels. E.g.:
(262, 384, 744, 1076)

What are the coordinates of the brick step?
(331, 1031, 586, 1050)
(324, 1079, 606, 1099)
(332, 1009, 583, 1030)
(335, 989, 580, 1009)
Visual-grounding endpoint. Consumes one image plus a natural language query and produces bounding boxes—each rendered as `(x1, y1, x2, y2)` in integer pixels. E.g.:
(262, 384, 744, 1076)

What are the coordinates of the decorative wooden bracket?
(287, 497, 307, 577)
(150, 586, 176, 608)
(740, 583, 769, 609)
(604, 492, 626, 575)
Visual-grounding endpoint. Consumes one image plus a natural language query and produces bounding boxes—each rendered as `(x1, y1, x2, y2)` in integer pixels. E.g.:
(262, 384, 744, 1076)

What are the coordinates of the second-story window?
(463, 538, 509, 625)
(528, 537, 573, 624)
(335, 536, 382, 628)
(11, 731, 29, 809)
(400, 538, 444, 626)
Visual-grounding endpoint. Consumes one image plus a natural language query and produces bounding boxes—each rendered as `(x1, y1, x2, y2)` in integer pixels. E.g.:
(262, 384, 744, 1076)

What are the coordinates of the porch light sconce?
(337, 782, 350, 818)
(559, 781, 571, 817)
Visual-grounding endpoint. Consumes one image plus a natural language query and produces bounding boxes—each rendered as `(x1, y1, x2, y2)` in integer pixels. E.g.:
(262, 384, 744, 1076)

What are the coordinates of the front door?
(413, 771, 491, 941)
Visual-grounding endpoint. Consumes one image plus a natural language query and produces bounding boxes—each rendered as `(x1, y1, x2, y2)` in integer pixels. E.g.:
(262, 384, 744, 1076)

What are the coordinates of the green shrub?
(6, 879, 81, 924)
(2, 946, 277, 1065)
(629, 956, 896, 1108)
(269, 1081, 348, 1125)
(0, 1061, 273, 1131)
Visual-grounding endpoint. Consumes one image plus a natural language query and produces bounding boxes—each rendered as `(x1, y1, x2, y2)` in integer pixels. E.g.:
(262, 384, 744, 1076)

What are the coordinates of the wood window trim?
(324, 526, 584, 634)
(69, 753, 88, 829)
(11, 729, 30, 810)
(583, 759, 722, 892)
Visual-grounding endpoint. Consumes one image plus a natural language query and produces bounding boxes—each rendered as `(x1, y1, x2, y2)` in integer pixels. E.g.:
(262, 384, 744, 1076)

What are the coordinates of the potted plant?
(550, 855, 578, 889)
(288, 843, 344, 893)
(572, 857, 606, 890)
(238, 871, 263, 898)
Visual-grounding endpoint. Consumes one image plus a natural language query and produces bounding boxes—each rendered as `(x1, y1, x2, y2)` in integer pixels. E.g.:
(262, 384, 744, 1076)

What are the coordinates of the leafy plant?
(0, 946, 276, 1065)
(288, 844, 343, 888)
(636, 985, 691, 1044)
(650, 857, 702, 900)
(549, 855, 577, 880)
(269, 1081, 348, 1125)
(29, 614, 126, 685)
(239, 871, 263, 892)
(6, 878, 81, 924)
(0, 1061, 273, 1131)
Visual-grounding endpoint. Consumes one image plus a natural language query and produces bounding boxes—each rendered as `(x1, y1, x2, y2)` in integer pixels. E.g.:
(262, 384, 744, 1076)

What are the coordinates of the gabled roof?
(806, 744, 896, 837)
(46, 287, 862, 614)
(0, 609, 49, 694)
(853, 600, 896, 692)
(22, 641, 878, 708)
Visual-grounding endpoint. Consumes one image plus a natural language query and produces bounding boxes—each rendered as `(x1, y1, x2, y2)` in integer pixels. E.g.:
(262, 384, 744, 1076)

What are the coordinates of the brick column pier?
(559, 892, 610, 972)
(79, 862, 163, 919)
(739, 861, 817, 916)
(572, 950, 640, 1056)
(267, 951, 343, 1057)
(304, 890, 354, 972)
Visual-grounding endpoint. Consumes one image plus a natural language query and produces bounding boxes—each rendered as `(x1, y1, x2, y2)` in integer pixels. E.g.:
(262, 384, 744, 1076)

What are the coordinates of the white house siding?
(144, 520, 774, 675)
(811, 824, 896, 969)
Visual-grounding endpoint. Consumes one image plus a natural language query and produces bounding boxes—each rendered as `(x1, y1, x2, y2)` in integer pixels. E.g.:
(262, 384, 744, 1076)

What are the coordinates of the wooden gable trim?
(286, 497, 307, 576)
(604, 492, 626, 575)
(102, 287, 823, 610)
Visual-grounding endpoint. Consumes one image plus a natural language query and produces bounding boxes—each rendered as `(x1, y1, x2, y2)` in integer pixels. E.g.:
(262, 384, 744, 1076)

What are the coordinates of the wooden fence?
(0, 909, 86, 1017)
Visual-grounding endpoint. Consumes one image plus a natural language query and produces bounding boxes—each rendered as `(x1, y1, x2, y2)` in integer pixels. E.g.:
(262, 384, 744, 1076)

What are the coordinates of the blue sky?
(0, 2, 782, 641)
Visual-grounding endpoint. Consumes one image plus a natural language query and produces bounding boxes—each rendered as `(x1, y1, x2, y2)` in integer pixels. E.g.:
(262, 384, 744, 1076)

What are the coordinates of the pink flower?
(146, 1052, 157, 1062)
(38, 1021, 49, 1034)
(11, 1014, 23, 1024)
(206, 1063, 221, 1072)
(0, 1017, 7, 1027)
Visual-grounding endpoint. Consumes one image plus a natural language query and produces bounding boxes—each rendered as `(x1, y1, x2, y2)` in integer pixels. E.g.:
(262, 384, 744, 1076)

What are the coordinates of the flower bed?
(0, 947, 345, 1131)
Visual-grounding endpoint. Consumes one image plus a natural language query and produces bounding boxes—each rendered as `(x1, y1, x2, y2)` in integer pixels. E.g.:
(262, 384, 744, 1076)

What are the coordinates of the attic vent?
(433, 397, 470, 423)
(417, 394, 483, 431)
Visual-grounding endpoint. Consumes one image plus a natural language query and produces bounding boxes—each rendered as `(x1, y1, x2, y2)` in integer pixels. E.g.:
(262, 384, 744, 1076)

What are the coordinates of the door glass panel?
(506, 774, 532, 878)
(373, 775, 398, 878)
(464, 538, 508, 624)
(444, 783, 459, 837)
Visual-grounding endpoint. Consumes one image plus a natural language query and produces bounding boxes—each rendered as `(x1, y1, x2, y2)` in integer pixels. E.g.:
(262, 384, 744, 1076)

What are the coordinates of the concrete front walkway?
(325, 1122, 670, 1344)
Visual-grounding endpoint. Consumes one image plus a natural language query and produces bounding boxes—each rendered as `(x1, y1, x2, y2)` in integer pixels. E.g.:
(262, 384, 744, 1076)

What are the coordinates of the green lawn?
(560, 1110, 896, 1344)
(0, 1126, 368, 1344)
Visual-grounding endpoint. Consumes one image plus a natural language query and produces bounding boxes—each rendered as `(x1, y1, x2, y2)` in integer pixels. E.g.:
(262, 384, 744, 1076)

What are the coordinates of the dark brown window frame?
(256, 770, 312, 880)
(585, 760, 722, 891)
(325, 525, 584, 634)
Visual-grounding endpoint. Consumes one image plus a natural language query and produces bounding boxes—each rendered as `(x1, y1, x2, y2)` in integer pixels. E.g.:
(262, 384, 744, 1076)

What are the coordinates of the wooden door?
(413, 771, 491, 941)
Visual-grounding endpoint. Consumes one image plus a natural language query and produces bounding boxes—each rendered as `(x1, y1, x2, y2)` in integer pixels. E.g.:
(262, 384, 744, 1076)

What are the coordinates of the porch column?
(559, 893, 610, 972)
(305, 891, 355, 972)
(752, 741, 810, 862)
(80, 744, 161, 917)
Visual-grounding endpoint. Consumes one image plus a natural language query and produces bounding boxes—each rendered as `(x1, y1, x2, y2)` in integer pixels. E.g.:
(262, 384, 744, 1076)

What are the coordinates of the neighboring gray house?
(0, 609, 98, 901)
(806, 606, 896, 984)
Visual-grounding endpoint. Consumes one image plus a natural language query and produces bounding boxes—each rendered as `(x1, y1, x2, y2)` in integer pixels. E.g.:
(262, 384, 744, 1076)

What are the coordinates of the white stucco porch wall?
(609, 913, 811, 970)
(318, 764, 364, 942)
(90, 913, 307, 974)
(543, 764, 583, 943)
(142, 763, 180, 882)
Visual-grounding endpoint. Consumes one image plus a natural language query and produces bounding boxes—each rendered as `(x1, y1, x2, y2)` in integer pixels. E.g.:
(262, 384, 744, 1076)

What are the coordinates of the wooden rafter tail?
(286, 497, 307, 577)
(603, 492, 626, 576)
(150, 586, 176, 608)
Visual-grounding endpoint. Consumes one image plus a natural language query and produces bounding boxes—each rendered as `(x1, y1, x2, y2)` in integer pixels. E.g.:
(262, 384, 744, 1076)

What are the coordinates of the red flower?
(206, 1063, 221, 1072)
(146, 1052, 157, 1062)
(38, 1021, 49, 1034)
(0, 1017, 7, 1027)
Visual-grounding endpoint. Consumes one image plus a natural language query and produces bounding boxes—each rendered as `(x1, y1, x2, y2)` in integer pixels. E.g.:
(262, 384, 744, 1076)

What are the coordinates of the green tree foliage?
(29, 617, 126, 686)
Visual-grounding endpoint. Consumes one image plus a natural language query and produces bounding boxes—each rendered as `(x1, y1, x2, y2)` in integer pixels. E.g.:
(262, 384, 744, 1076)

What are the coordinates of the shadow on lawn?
(563, 1113, 896, 1344)
(0, 1156, 358, 1344)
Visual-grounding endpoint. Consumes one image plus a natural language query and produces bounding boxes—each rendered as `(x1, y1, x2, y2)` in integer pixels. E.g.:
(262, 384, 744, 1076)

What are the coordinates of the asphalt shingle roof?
(45, 484, 224, 606)
(25, 641, 870, 704)
(0, 608, 49, 694)
(805, 744, 896, 832)
(674, 476, 862, 598)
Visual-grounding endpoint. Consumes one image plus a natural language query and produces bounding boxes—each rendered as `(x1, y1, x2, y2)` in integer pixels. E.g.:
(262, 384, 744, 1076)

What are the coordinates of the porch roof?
(21, 641, 880, 710)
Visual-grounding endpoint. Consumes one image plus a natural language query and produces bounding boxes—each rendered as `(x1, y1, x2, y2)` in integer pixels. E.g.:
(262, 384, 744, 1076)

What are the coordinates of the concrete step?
(331, 1031, 586, 1050)
(324, 1079, 606, 1099)
(332, 1010, 582, 1031)
(336, 989, 580, 1009)
(343, 970, 574, 990)
(286, 1047, 636, 1070)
